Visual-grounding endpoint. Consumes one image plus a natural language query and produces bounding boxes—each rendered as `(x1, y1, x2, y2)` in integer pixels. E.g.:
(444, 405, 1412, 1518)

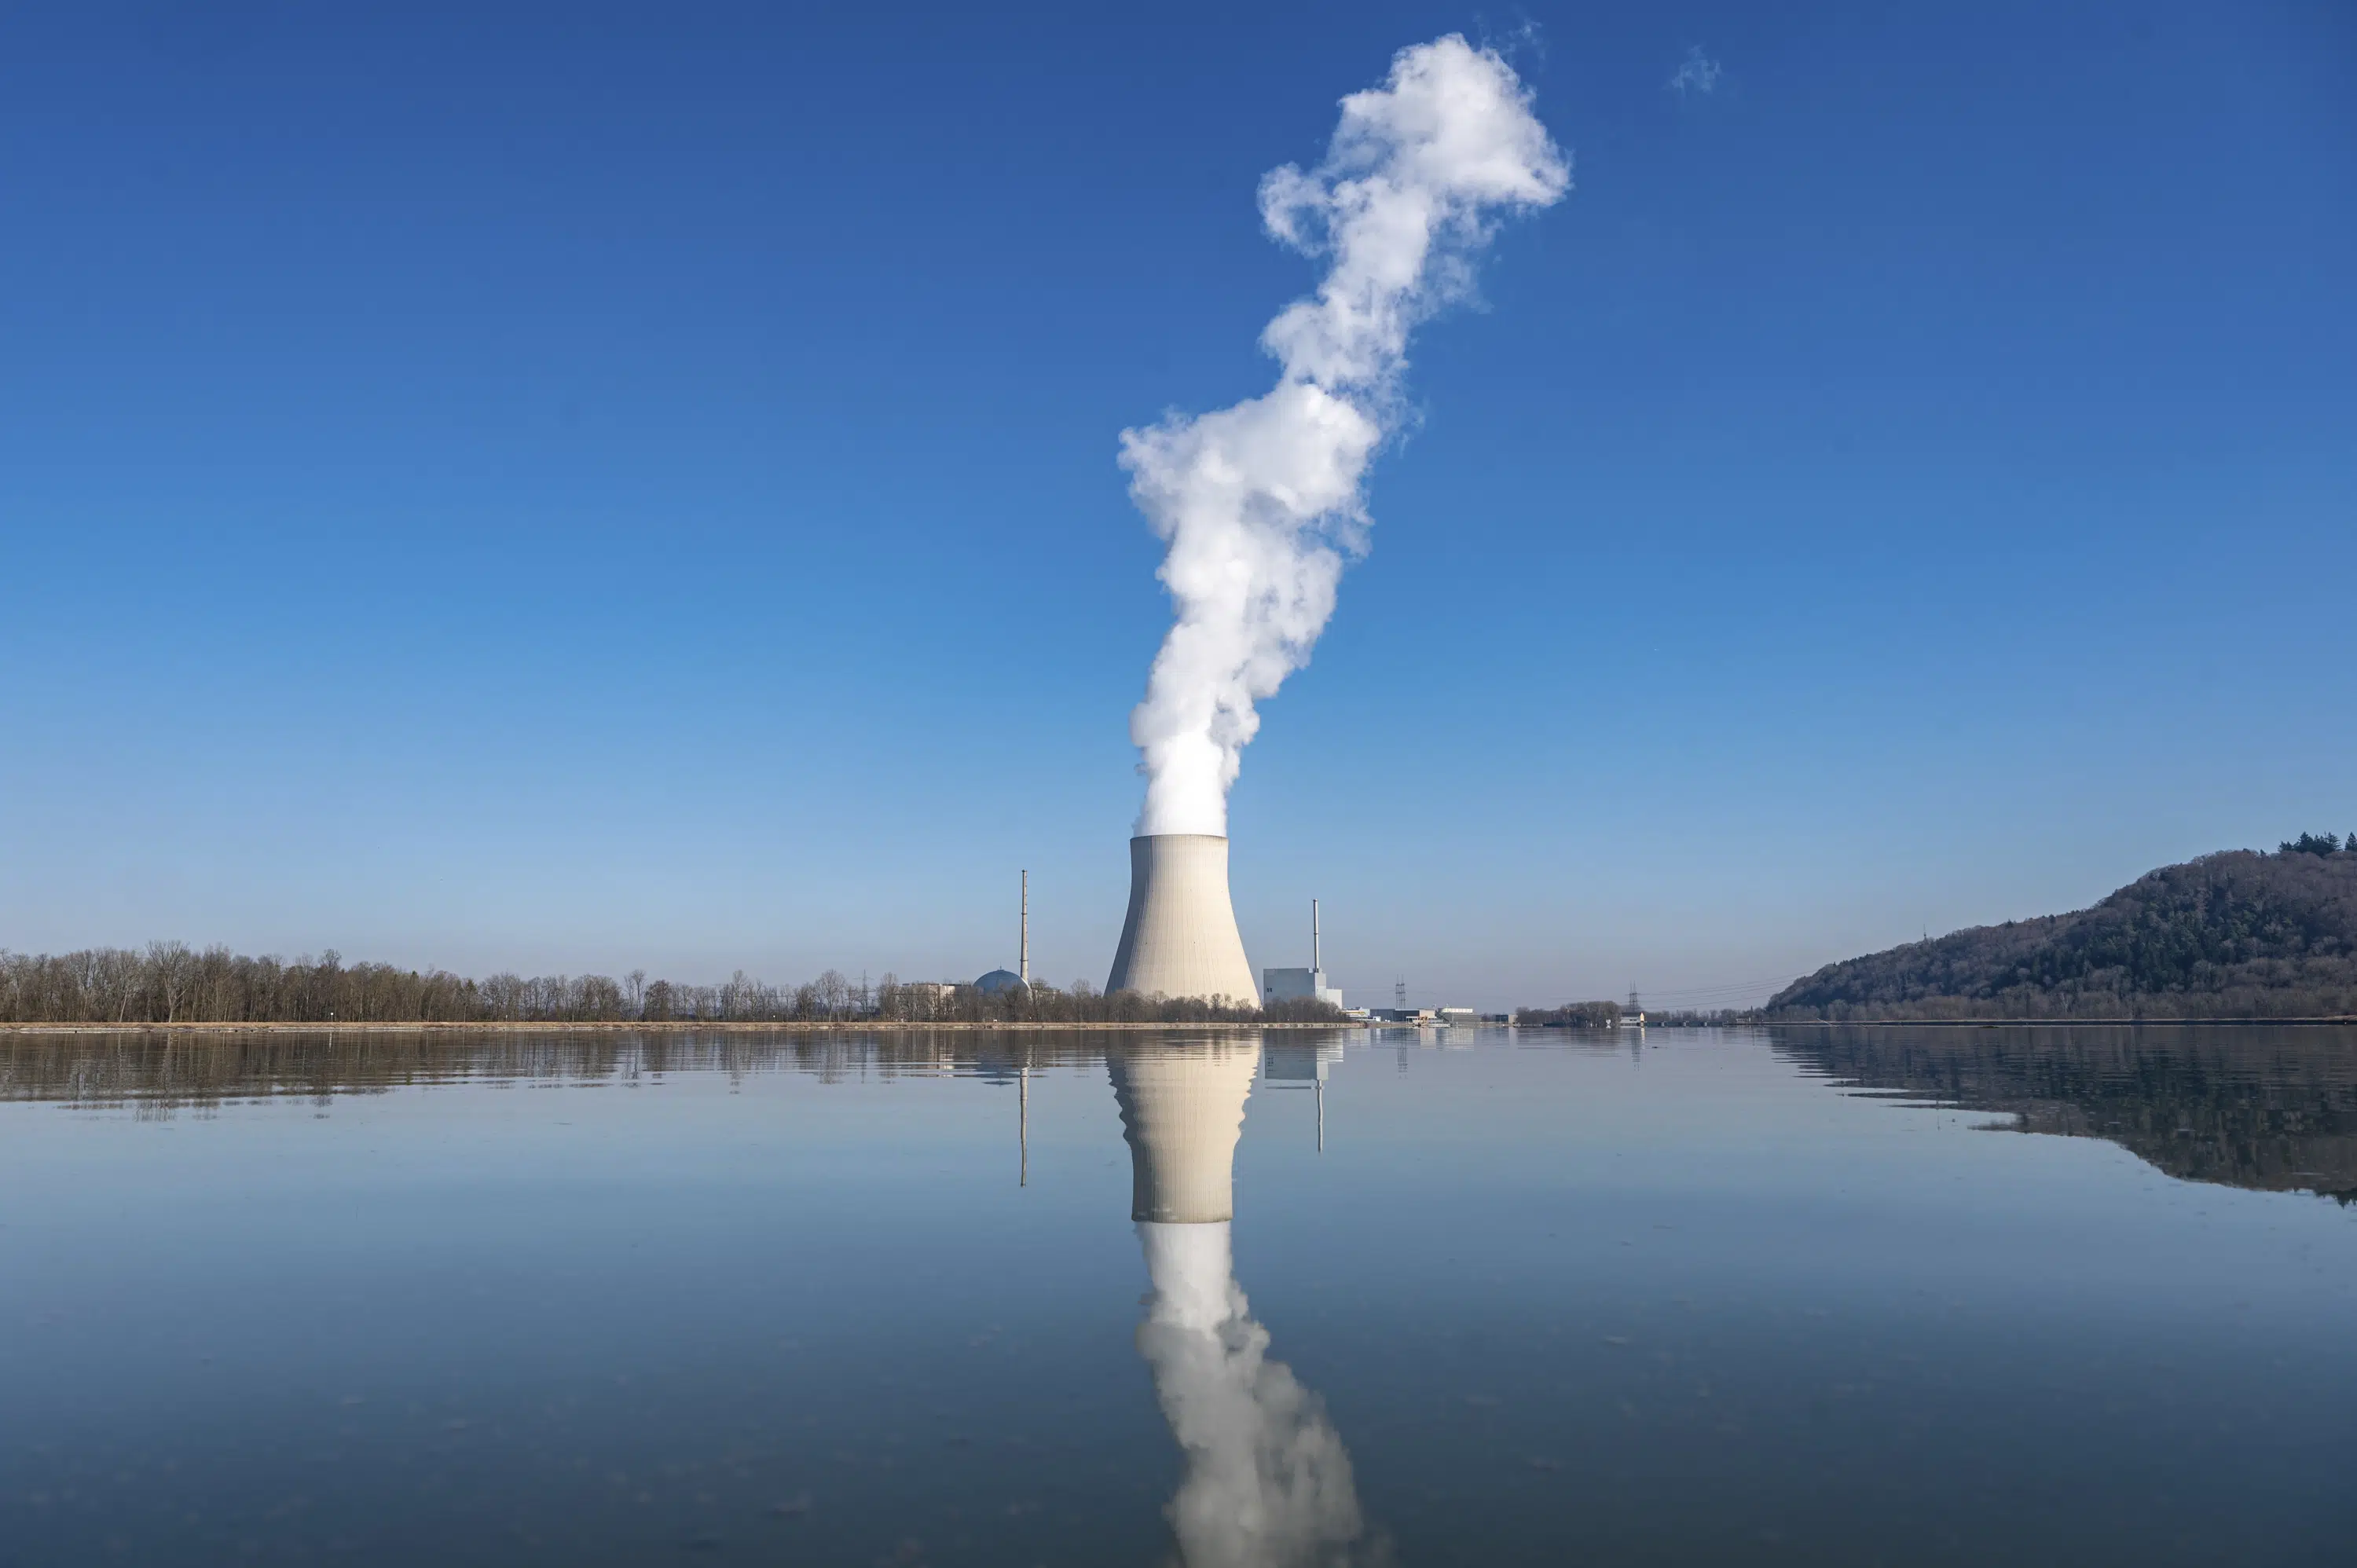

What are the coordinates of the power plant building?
(1262, 897, 1341, 1009)
(1263, 968, 1343, 1008)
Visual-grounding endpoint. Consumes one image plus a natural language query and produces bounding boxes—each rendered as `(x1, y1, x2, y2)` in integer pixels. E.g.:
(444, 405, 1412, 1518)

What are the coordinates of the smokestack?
(1312, 898, 1320, 973)
(1020, 869, 1028, 987)
(1105, 834, 1259, 1004)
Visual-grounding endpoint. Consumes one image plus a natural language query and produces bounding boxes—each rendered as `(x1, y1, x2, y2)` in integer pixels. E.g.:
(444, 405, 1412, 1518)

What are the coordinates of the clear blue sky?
(2, 2, 2350, 1009)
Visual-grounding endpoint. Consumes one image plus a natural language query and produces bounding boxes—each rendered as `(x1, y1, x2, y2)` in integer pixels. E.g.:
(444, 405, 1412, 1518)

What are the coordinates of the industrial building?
(1367, 1006, 1508, 1025)
(1263, 899, 1343, 1010)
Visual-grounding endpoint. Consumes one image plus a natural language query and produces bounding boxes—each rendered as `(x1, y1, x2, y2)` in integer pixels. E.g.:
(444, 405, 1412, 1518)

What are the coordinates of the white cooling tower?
(1109, 1039, 1261, 1223)
(1105, 833, 1259, 1004)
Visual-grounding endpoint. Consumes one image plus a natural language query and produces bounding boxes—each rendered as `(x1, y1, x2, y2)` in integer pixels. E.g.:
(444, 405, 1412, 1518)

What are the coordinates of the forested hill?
(1768, 843, 2357, 1020)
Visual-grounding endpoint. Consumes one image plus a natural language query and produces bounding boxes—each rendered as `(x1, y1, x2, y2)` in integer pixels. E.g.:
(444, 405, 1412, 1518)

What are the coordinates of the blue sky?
(2, 2, 2351, 1009)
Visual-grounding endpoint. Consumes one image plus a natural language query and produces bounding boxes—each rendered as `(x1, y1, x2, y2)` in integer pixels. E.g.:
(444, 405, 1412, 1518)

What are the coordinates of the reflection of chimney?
(1106, 835, 1259, 1004)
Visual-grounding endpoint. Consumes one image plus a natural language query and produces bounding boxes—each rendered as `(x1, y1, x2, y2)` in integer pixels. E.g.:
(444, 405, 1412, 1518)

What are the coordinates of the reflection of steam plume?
(1124, 35, 1568, 837)
(1136, 1223, 1373, 1568)
(1112, 1042, 1378, 1566)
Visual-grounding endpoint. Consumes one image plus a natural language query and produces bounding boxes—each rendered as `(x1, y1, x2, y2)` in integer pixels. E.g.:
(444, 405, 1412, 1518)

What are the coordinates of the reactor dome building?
(1104, 833, 1259, 1005)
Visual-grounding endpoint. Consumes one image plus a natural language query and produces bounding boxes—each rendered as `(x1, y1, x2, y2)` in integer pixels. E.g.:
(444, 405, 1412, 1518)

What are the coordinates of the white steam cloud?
(1121, 35, 1569, 837)
(1135, 1221, 1383, 1566)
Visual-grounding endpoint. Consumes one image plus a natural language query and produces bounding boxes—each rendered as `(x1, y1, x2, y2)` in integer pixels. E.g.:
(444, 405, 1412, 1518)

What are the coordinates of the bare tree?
(147, 941, 194, 1024)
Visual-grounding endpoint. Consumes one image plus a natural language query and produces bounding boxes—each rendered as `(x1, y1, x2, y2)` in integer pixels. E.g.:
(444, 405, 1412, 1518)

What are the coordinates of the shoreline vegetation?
(0, 946, 1345, 1030)
(0, 1018, 1360, 1035)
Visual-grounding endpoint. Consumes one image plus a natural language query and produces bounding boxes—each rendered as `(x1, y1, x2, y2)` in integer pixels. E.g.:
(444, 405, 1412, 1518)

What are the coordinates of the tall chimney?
(1105, 834, 1259, 1004)
(1020, 869, 1029, 986)
(1312, 898, 1320, 973)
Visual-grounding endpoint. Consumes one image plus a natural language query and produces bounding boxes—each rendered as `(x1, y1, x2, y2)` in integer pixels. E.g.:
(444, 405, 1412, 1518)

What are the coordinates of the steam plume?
(1122, 35, 1569, 835)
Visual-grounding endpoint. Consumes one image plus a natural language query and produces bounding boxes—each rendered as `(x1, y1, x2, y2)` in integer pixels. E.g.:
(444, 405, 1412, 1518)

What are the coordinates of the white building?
(1263, 966, 1344, 1008)
(1262, 898, 1342, 1009)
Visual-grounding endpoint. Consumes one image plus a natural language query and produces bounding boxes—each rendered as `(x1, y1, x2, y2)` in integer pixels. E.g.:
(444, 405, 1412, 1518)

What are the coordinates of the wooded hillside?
(1767, 844, 2357, 1020)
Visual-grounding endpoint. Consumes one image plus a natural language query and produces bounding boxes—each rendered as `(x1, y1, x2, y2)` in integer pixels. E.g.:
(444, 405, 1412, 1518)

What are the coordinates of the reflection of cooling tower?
(1110, 1039, 1262, 1222)
(1113, 1039, 1376, 1566)
(1106, 834, 1259, 1004)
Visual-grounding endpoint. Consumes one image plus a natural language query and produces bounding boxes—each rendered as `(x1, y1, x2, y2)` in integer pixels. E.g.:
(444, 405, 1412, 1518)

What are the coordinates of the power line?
(1641, 973, 1803, 995)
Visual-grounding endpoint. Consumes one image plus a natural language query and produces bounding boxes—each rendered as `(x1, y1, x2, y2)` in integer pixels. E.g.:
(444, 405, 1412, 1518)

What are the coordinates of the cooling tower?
(1105, 833, 1259, 1004)
(1109, 1039, 1260, 1222)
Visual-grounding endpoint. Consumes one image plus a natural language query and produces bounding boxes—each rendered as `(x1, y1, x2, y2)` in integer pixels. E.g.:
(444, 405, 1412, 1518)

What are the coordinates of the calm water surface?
(3, 1025, 2352, 1566)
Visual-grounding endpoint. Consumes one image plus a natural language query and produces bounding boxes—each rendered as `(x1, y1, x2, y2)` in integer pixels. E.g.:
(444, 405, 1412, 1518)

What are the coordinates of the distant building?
(973, 871, 1033, 997)
(1264, 898, 1343, 1009)
(1264, 967, 1344, 1009)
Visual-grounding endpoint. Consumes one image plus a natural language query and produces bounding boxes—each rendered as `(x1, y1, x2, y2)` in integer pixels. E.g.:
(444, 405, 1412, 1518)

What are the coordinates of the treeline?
(1767, 844, 2357, 1021)
(1639, 1009, 1759, 1028)
(1513, 1001, 1758, 1028)
(1514, 1001, 1623, 1028)
(2282, 831, 2353, 857)
(0, 943, 1345, 1028)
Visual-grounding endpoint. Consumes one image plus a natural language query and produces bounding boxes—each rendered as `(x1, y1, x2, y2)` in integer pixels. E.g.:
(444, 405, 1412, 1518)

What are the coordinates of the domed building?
(972, 870, 1033, 997)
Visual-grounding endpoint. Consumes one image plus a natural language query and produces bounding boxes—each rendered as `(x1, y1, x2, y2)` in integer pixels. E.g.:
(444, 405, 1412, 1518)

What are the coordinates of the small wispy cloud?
(1668, 46, 1722, 98)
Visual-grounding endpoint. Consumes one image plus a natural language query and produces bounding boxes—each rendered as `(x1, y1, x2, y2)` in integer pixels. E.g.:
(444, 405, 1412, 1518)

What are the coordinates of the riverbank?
(1761, 1016, 2357, 1027)
(0, 1018, 1364, 1035)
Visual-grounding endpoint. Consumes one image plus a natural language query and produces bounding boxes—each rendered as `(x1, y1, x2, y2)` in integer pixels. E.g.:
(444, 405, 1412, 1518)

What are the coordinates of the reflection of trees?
(0, 1031, 1135, 1115)
(1776, 1025, 2357, 1202)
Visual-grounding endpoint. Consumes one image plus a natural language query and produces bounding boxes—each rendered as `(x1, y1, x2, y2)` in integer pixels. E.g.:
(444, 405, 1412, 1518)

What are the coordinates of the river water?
(3, 1024, 2352, 1566)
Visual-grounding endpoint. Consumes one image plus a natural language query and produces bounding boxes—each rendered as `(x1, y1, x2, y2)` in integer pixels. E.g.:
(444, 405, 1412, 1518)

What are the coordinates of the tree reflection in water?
(1776, 1024, 2357, 1202)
